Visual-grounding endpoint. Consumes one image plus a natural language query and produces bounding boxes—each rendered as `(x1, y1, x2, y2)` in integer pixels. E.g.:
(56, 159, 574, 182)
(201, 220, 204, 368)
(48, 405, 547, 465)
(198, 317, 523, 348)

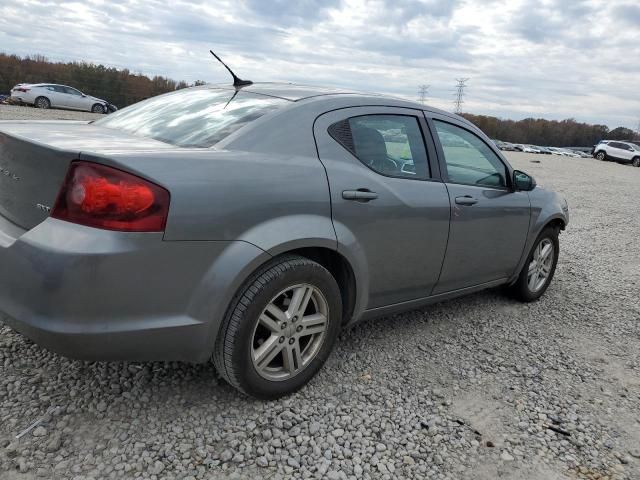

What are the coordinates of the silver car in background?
(0, 83, 569, 399)
(10, 83, 110, 113)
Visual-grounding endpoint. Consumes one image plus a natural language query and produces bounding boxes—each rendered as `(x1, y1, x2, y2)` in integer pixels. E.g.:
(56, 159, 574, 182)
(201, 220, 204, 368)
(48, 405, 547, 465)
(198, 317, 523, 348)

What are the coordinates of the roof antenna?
(209, 50, 253, 88)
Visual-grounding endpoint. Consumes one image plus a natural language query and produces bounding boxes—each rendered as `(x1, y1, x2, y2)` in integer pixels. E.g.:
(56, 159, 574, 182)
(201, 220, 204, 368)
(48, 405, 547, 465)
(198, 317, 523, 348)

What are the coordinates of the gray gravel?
(0, 104, 102, 121)
(1, 109, 639, 480)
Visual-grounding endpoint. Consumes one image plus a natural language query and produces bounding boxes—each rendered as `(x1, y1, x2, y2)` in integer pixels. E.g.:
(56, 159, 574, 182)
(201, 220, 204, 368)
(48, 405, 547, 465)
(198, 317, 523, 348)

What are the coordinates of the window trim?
(327, 113, 434, 182)
(427, 116, 515, 192)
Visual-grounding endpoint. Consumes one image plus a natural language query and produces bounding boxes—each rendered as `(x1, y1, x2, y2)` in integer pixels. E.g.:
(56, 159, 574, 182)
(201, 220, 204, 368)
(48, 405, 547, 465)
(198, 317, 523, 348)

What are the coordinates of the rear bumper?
(9, 94, 29, 104)
(0, 217, 266, 362)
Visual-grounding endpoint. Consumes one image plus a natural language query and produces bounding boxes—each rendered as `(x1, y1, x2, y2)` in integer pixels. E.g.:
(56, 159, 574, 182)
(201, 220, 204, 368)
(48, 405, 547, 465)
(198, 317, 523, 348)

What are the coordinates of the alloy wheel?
(251, 284, 329, 381)
(527, 238, 555, 293)
(596, 152, 605, 161)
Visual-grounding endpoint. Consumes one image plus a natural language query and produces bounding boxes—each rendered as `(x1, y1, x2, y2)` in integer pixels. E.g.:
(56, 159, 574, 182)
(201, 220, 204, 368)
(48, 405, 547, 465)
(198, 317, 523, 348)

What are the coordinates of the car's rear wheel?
(213, 255, 342, 399)
(91, 103, 105, 114)
(595, 151, 606, 161)
(632, 157, 640, 168)
(34, 96, 50, 109)
(508, 226, 559, 302)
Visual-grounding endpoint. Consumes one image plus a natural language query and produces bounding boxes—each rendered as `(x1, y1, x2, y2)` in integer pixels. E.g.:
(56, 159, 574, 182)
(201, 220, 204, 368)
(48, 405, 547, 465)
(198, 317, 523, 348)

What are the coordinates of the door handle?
(455, 195, 478, 206)
(342, 189, 378, 201)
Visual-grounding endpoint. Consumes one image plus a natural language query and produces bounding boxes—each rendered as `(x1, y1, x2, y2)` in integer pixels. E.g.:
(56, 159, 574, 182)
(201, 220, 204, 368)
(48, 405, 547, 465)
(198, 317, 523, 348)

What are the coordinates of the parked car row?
(492, 140, 590, 158)
(492, 138, 640, 166)
(9, 83, 117, 113)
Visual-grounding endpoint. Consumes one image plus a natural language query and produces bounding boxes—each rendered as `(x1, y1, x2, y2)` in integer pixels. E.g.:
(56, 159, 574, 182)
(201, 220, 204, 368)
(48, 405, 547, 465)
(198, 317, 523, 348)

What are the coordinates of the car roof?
(198, 82, 372, 102)
(28, 83, 68, 88)
(195, 82, 458, 120)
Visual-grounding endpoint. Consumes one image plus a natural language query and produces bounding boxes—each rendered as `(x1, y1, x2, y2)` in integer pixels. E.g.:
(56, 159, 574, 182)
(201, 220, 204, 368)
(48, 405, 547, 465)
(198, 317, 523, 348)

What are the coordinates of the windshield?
(630, 144, 640, 151)
(94, 88, 288, 148)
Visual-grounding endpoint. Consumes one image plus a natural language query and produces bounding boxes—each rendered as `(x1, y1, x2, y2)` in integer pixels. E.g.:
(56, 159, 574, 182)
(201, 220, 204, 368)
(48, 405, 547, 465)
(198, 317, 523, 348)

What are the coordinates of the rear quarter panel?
(79, 149, 336, 252)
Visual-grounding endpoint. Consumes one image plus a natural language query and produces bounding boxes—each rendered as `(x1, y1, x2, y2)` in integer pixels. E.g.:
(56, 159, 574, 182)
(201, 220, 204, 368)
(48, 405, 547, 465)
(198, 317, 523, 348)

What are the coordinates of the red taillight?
(14, 87, 30, 92)
(51, 161, 170, 232)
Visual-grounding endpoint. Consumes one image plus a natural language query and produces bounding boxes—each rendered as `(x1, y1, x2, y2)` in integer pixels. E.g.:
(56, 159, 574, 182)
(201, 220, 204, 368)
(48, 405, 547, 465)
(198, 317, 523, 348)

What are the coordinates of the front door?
(48, 85, 69, 108)
(314, 107, 450, 308)
(63, 86, 86, 110)
(429, 116, 531, 294)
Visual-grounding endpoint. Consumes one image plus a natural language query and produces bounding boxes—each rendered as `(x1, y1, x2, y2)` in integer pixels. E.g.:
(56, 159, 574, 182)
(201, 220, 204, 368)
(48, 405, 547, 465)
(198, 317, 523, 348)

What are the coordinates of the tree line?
(461, 114, 636, 147)
(0, 53, 205, 108)
(0, 53, 635, 147)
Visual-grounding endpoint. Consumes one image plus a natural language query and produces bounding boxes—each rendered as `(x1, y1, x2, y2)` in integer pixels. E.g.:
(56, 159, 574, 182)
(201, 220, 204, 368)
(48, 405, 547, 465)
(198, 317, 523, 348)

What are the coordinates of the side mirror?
(513, 170, 536, 191)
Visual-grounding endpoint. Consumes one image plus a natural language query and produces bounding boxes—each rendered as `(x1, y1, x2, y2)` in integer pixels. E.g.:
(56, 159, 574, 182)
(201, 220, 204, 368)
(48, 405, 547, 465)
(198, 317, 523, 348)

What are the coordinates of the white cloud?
(0, 0, 638, 128)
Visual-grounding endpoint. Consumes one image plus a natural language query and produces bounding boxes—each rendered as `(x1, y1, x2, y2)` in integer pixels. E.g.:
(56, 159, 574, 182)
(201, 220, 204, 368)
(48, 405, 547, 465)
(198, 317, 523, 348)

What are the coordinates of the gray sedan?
(0, 84, 569, 398)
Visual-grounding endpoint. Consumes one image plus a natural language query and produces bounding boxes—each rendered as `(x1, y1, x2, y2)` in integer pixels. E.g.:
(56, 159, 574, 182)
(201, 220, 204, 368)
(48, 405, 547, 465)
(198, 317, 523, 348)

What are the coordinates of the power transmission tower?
(453, 78, 469, 114)
(418, 84, 430, 104)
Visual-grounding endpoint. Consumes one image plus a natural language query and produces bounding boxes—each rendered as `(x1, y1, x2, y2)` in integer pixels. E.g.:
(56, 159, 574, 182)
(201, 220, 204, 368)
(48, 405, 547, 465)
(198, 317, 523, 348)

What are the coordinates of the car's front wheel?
(595, 151, 606, 161)
(214, 255, 342, 399)
(91, 103, 106, 114)
(632, 157, 640, 168)
(508, 226, 559, 302)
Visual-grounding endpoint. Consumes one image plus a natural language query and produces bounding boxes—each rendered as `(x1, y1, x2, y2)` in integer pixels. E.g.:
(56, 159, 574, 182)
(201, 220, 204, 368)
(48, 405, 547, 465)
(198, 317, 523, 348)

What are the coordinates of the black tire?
(508, 226, 560, 302)
(213, 255, 342, 399)
(91, 103, 105, 114)
(34, 96, 50, 109)
(595, 151, 606, 161)
(632, 157, 640, 168)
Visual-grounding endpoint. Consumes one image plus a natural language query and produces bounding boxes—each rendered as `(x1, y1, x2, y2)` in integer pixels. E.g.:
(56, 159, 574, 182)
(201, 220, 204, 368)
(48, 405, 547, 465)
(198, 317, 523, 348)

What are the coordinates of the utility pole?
(453, 78, 469, 114)
(418, 84, 430, 105)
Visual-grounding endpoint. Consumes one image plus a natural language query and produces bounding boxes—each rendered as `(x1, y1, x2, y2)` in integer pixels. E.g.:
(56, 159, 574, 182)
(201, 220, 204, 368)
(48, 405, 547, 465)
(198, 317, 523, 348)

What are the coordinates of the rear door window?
(329, 114, 430, 179)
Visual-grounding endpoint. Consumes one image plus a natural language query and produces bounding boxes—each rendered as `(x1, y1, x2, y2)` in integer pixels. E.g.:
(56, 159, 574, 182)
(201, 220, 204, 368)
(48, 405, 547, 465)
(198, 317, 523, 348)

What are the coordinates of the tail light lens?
(14, 87, 30, 92)
(52, 161, 170, 232)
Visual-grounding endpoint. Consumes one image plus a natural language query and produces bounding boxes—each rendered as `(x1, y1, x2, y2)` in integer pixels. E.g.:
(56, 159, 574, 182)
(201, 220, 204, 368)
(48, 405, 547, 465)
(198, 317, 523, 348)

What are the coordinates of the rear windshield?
(94, 88, 288, 148)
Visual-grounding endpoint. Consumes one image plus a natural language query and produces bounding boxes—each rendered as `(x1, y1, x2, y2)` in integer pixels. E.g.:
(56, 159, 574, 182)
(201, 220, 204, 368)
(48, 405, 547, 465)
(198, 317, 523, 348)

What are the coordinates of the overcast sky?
(1, 0, 639, 129)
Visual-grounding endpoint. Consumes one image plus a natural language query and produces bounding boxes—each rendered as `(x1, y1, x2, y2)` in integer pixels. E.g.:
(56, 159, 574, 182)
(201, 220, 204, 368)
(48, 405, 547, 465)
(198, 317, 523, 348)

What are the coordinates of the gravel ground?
(0, 104, 102, 121)
(1, 110, 639, 480)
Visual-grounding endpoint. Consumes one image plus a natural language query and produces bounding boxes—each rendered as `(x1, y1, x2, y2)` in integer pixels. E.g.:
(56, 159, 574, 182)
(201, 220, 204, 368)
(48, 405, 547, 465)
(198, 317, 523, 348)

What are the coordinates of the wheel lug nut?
(281, 322, 287, 329)
(296, 326, 302, 332)
(279, 337, 285, 343)
(292, 316, 298, 323)
(289, 338, 295, 345)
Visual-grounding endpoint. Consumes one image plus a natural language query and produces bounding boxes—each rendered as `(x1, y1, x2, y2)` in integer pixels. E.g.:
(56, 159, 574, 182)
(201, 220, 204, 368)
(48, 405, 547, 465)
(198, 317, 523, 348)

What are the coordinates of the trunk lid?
(0, 121, 173, 230)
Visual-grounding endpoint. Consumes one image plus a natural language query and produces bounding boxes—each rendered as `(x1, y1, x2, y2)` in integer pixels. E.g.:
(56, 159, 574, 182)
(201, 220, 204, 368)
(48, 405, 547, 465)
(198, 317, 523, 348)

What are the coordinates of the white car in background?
(514, 144, 540, 153)
(10, 83, 110, 113)
(547, 147, 576, 157)
(560, 149, 581, 158)
(593, 141, 640, 167)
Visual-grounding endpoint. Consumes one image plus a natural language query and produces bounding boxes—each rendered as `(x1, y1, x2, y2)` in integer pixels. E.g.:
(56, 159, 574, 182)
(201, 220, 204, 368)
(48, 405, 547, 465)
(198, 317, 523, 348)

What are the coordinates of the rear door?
(428, 114, 531, 294)
(314, 107, 450, 308)
(607, 142, 623, 160)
